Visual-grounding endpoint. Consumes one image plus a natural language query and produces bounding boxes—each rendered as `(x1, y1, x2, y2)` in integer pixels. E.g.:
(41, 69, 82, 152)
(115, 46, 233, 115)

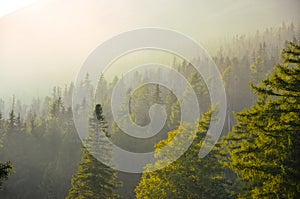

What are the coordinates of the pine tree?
(67, 104, 120, 199)
(188, 72, 210, 114)
(0, 112, 13, 188)
(0, 162, 13, 188)
(223, 41, 300, 198)
(135, 109, 231, 199)
(8, 109, 15, 131)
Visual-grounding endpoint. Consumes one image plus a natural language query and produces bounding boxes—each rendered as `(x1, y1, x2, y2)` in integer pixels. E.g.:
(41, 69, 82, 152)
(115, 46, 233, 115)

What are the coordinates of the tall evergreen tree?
(67, 104, 120, 199)
(0, 162, 13, 188)
(0, 112, 13, 189)
(135, 109, 231, 199)
(223, 41, 300, 198)
(8, 109, 16, 131)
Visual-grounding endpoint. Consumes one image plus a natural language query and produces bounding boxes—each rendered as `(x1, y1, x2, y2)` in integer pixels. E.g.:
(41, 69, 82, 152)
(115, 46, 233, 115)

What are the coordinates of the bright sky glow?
(0, 0, 37, 17)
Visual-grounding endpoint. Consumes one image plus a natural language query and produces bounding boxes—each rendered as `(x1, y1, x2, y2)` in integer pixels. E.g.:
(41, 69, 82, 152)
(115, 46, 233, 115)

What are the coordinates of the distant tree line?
(0, 23, 298, 198)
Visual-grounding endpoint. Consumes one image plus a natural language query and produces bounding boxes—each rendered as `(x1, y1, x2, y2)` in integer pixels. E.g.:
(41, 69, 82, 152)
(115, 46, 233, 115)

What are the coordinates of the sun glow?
(0, 0, 38, 17)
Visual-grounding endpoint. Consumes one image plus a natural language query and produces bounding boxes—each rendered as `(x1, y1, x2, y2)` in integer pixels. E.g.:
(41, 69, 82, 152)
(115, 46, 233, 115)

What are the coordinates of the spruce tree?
(223, 41, 300, 198)
(8, 109, 15, 131)
(0, 162, 13, 188)
(0, 112, 13, 188)
(135, 109, 230, 199)
(67, 104, 120, 199)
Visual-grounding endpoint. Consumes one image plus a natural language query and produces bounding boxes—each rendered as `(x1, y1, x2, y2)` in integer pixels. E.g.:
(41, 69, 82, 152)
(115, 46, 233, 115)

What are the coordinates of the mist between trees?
(0, 23, 299, 199)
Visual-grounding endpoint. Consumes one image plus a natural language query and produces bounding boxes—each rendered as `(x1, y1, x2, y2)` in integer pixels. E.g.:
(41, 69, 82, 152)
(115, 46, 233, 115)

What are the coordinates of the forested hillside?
(0, 23, 299, 198)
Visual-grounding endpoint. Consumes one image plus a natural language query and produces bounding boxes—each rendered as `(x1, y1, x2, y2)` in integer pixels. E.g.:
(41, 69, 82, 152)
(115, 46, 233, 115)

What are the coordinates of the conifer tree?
(135, 109, 230, 199)
(0, 162, 13, 188)
(223, 41, 300, 198)
(67, 104, 120, 199)
(0, 112, 13, 188)
(8, 109, 15, 131)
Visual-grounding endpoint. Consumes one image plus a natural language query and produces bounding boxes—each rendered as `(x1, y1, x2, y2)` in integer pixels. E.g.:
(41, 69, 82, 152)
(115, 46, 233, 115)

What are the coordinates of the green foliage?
(0, 95, 82, 199)
(67, 105, 120, 199)
(135, 110, 231, 199)
(0, 162, 13, 187)
(67, 148, 119, 199)
(223, 41, 300, 198)
(0, 23, 297, 198)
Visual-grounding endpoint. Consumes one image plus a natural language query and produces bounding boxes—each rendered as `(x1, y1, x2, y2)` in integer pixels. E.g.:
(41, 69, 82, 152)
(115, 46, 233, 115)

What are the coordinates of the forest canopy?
(0, 22, 299, 199)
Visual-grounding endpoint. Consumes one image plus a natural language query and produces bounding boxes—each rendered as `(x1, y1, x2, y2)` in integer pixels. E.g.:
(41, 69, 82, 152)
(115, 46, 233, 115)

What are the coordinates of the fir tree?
(8, 109, 15, 130)
(67, 104, 120, 199)
(223, 41, 300, 198)
(135, 109, 231, 199)
(0, 162, 13, 188)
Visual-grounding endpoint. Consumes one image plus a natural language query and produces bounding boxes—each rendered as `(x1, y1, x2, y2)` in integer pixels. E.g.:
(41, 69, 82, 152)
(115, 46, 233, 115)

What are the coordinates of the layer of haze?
(0, 0, 299, 103)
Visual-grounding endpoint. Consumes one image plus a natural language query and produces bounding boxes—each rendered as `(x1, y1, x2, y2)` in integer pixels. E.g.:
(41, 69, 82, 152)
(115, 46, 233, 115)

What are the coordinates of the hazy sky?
(0, 0, 38, 17)
(0, 0, 299, 103)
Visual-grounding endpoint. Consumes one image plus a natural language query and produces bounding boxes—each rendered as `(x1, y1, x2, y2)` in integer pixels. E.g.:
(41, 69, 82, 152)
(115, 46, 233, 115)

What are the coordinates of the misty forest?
(1, 9, 300, 199)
